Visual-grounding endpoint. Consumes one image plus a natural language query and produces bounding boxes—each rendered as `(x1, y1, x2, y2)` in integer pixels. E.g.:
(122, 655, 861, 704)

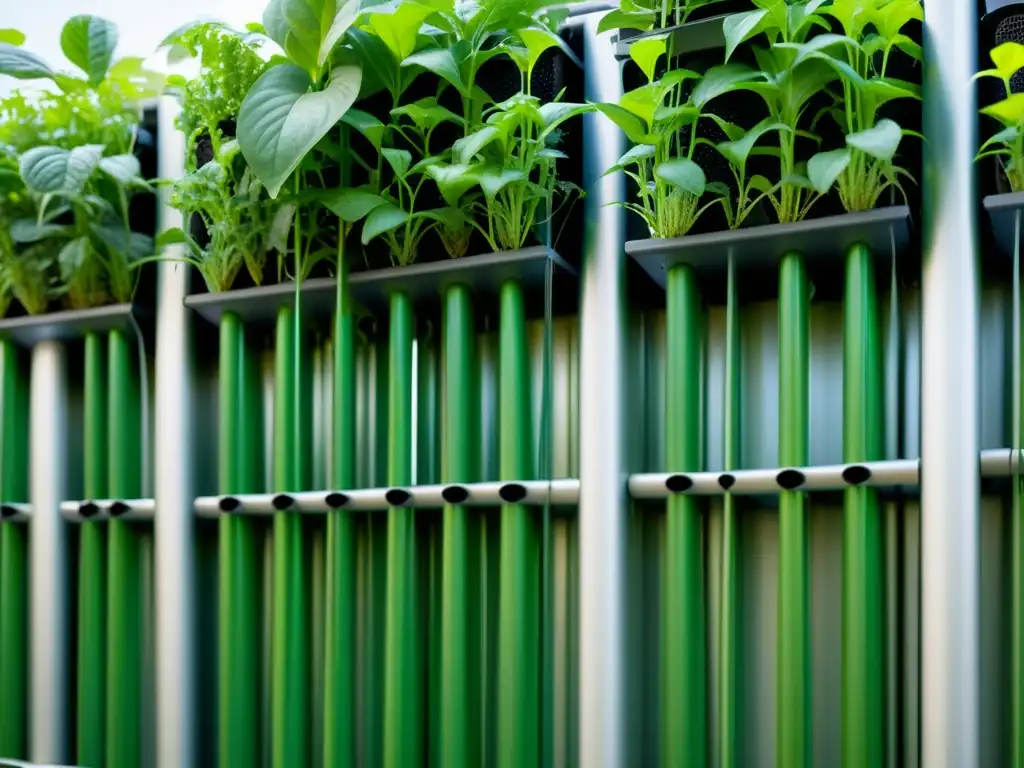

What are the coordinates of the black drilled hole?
(665, 474, 692, 493)
(719, 473, 736, 490)
(0, 505, 16, 519)
(386, 489, 411, 506)
(500, 483, 528, 503)
(80, 502, 100, 518)
(272, 494, 294, 511)
(219, 497, 241, 513)
(325, 492, 349, 509)
(777, 469, 806, 490)
(442, 485, 469, 504)
(843, 465, 872, 485)
(110, 502, 130, 518)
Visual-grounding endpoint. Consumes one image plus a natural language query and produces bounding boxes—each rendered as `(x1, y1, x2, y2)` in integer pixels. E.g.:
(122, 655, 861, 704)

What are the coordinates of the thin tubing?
(842, 242, 884, 766)
(778, 251, 811, 768)
(1014, 211, 1023, 768)
(662, 264, 705, 768)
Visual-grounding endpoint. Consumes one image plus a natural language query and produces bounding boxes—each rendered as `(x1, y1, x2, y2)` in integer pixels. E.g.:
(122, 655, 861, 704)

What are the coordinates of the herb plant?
(977, 42, 1024, 192)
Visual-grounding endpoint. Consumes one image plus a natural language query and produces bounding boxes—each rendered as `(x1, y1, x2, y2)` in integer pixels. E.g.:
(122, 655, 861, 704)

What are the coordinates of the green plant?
(977, 42, 1024, 192)
(598, 0, 729, 35)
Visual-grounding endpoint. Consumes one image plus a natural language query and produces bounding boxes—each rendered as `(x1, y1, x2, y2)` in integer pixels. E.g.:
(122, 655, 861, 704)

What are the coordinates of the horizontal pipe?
(0, 503, 31, 523)
(58, 499, 154, 523)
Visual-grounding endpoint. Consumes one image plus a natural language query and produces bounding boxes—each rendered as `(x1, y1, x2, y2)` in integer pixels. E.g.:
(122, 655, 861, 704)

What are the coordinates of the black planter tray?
(983, 192, 1024, 256)
(626, 206, 912, 290)
(0, 303, 136, 348)
(185, 246, 574, 325)
(615, 14, 731, 60)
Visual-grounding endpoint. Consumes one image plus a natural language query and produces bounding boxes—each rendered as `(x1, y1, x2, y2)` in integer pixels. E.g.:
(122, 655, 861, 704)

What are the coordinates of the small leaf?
(402, 48, 464, 94)
(716, 120, 789, 168)
(263, 0, 359, 73)
(846, 119, 902, 162)
(518, 27, 569, 73)
(268, 204, 296, 253)
(655, 159, 706, 197)
(58, 237, 92, 282)
(982, 93, 1024, 127)
(60, 15, 118, 85)
(0, 42, 54, 80)
(723, 9, 770, 62)
(320, 187, 387, 221)
(426, 163, 478, 206)
(807, 148, 851, 194)
(593, 102, 651, 145)
(20, 145, 104, 195)
(692, 63, 760, 109)
(382, 148, 412, 179)
(597, 9, 656, 34)
(475, 166, 525, 201)
(156, 228, 189, 248)
(605, 143, 656, 175)
(390, 98, 463, 131)
(361, 202, 409, 244)
(92, 223, 153, 259)
(453, 126, 501, 165)
(628, 35, 667, 83)
(99, 154, 143, 185)
(367, 2, 434, 63)
(537, 102, 592, 138)
(10, 219, 70, 243)
(341, 108, 386, 149)
(0, 30, 26, 46)
(320, 0, 360, 68)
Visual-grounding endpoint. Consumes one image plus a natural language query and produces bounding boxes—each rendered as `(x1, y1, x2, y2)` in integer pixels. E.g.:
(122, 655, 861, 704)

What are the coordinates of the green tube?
(218, 311, 259, 768)
(383, 290, 420, 768)
(778, 251, 810, 768)
(324, 249, 355, 768)
(79, 331, 107, 767)
(0, 337, 26, 758)
(273, 304, 309, 768)
(497, 279, 538, 768)
(106, 327, 141, 768)
(720, 257, 741, 768)
(662, 264, 705, 768)
(441, 284, 478, 768)
(842, 243, 884, 766)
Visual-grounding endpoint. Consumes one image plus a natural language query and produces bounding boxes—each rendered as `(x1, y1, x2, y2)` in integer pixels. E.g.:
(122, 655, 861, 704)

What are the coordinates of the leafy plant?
(598, 0, 729, 35)
(977, 42, 1024, 192)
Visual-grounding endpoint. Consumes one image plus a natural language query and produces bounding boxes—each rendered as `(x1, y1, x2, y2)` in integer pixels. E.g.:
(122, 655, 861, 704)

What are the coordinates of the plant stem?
(778, 251, 810, 768)
(79, 331, 106, 768)
(384, 290, 420, 768)
(663, 264, 706, 768)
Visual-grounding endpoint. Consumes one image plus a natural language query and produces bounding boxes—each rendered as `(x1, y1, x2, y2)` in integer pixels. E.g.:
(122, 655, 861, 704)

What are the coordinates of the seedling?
(977, 41, 1024, 192)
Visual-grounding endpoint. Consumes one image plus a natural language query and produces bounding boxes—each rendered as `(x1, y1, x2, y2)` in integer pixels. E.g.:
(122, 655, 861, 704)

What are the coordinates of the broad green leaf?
(99, 154, 143, 185)
(628, 35, 667, 83)
(341, 108, 386, 148)
(264, 0, 360, 73)
(475, 166, 525, 200)
(893, 33, 921, 61)
(237, 63, 362, 198)
(863, 76, 920, 106)
(155, 228, 190, 248)
(605, 143, 656, 175)
(382, 148, 412, 179)
(320, 186, 387, 221)
(454, 126, 501, 164)
(717, 120, 789, 168)
(706, 114, 746, 141)
(268, 204, 296, 253)
(92, 223, 154, 259)
(807, 147, 851, 194)
(0, 30, 25, 46)
(518, 27, 561, 73)
(988, 42, 1024, 83)
(692, 63, 760, 109)
(538, 102, 593, 137)
(58, 237, 92, 282)
(107, 56, 165, 98)
(846, 118, 902, 161)
(0, 43, 54, 80)
(774, 41, 864, 87)
(361, 202, 409, 244)
(391, 98, 462, 131)
(723, 9, 770, 62)
(60, 15, 118, 86)
(657, 68, 701, 89)
(872, 0, 923, 41)
(982, 93, 1024, 127)
(980, 125, 1022, 153)
(426, 163, 478, 206)
(320, 0, 360, 68)
(20, 145, 104, 195)
(620, 84, 668, 127)
(367, 2, 434, 62)
(655, 158, 706, 197)
(346, 26, 398, 97)
(825, 0, 869, 38)
(597, 9, 656, 34)
(593, 102, 651, 145)
(402, 48, 464, 94)
(10, 219, 70, 243)
(776, 33, 860, 65)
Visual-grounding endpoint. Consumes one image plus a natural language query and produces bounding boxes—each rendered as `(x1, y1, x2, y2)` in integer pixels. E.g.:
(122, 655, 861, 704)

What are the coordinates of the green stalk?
(324, 243, 355, 768)
(106, 327, 141, 768)
(497, 279, 538, 768)
(0, 337, 26, 758)
(662, 264, 705, 768)
(383, 290, 420, 768)
(441, 284, 479, 768)
(842, 243, 884, 767)
(720, 258, 741, 768)
(79, 331, 106, 767)
(273, 305, 309, 768)
(778, 251, 810, 768)
(218, 312, 259, 768)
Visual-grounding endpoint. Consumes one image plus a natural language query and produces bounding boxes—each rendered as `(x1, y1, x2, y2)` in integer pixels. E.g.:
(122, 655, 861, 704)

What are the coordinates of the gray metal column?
(29, 339, 68, 762)
(921, 0, 980, 764)
(578, 15, 627, 768)
(154, 97, 196, 767)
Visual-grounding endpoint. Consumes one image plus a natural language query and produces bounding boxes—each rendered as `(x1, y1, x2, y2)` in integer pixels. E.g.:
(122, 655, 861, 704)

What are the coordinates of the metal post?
(29, 338, 68, 763)
(579, 15, 626, 768)
(153, 97, 196, 768)
(921, 0, 980, 764)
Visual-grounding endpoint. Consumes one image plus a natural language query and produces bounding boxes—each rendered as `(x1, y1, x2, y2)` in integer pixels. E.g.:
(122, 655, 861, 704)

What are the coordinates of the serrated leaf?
(361, 202, 409, 244)
(807, 147, 851, 194)
(99, 154, 143, 185)
(402, 48, 464, 94)
(20, 145, 104, 195)
(655, 158, 706, 197)
(60, 15, 118, 85)
(0, 30, 25, 46)
(237, 63, 362, 198)
(0, 42, 54, 80)
(846, 119, 902, 162)
(628, 35, 667, 83)
(320, 187, 387, 221)
(341, 108, 386, 148)
(723, 9, 770, 62)
(10, 219, 70, 243)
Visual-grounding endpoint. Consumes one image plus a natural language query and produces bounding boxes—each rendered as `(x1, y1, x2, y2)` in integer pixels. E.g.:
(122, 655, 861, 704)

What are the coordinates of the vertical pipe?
(579, 15, 627, 767)
(272, 305, 309, 768)
(383, 290, 419, 768)
(107, 327, 141, 768)
(219, 311, 259, 768)
(1015, 216, 1024, 768)
(79, 331, 107, 767)
(777, 251, 810, 768)
(154, 94, 196, 766)
(30, 339, 68, 762)
(719, 257, 741, 768)
(0, 338, 27, 758)
(842, 242, 884, 767)
(497, 279, 538, 768)
(441, 284, 477, 768)
(662, 265, 705, 768)
(324, 251, 355, 768)
(921, 0, 980, 762)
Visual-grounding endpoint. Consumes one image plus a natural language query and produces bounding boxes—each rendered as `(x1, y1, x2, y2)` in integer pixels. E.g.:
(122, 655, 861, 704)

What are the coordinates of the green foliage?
(598, 0, 728, 35)
(977, 42, 1024, 192)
